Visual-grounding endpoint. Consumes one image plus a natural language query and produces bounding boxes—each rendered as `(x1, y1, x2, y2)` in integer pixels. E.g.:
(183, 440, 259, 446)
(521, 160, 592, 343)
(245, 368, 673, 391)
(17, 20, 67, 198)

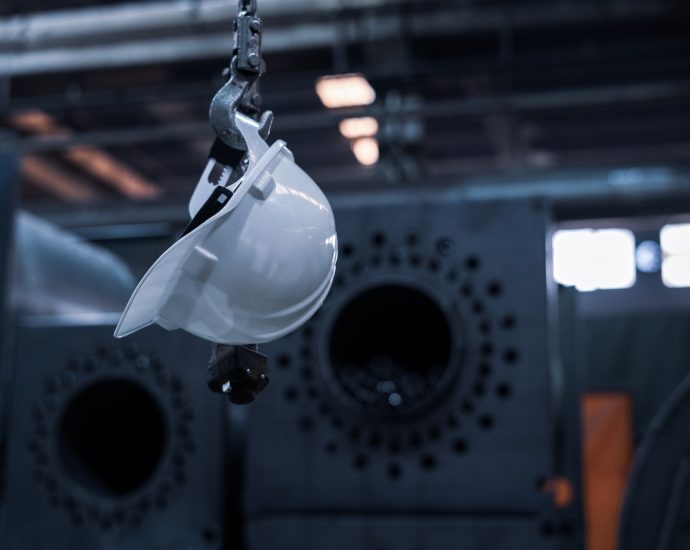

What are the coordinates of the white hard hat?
(114, 114, 338, 345)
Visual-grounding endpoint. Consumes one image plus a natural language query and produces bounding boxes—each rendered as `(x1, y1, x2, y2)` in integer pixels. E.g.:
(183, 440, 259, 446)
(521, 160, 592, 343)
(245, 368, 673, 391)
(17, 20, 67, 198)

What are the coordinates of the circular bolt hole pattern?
(294, 236, 515, 470)
(29, 348, 198, 530)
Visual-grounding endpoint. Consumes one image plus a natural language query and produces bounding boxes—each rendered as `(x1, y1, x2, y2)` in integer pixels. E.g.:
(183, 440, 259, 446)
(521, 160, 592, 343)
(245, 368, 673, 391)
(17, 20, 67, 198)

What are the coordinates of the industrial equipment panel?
(0, 322, 230, 550)
(249, 194, 557, 516)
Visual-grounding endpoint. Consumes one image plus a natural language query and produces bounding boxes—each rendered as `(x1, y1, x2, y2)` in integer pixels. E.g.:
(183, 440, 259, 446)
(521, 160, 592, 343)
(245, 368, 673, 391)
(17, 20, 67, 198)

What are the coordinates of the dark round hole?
(406, 233, 419, 247)
(329, 284, 455, 416)
(560, 520, 575, 538)
(58, 379, 167, 497)
(429, 425, 442, 441)
(371, 232, 387, 247)
(387, 462, 402, 480)
(447, 411, 461, 428)
(277, 354, 291, 369)
(369, 432, 382, 448)
(331, 416, 344, 430)
(388, 438, 402, 454)
(409, 432, 423, 448)
(540, 520, 555, 537)
(465, 255, 480, 271)
(348, 427, 361, 441)
(478, 319, 492, 334)
(306, 385, 320, 400)
(501, 314, 517, 329)
(504, 348, 519, 364)
(298, 415, 315, 432)
(436, 238, 454, 256)
(284, 387, 299, 402)
(453, 438, 469, 454)
(301, 366, 313, 380)
(478, 414, 495, 430)
(388, 249, 403, 266)
(353, 453, 368, 469)
(478, 362, 492, 377)
(496, 382, 512, 398)
(341, 243, 354, 257)
(420, 453, 437, 470)
(481, 342, 494, 356)
(487, 281, 502, 297)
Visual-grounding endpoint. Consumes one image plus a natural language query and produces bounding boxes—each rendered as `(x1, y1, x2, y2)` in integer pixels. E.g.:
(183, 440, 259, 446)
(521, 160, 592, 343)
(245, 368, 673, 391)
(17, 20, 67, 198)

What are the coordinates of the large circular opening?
(58, 379, 167, 497)
(329, 284, 455, 416)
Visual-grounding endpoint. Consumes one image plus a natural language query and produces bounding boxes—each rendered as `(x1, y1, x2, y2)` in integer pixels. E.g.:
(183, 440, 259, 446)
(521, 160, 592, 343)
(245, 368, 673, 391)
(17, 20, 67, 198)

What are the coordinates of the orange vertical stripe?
(582, 393, 634, 550)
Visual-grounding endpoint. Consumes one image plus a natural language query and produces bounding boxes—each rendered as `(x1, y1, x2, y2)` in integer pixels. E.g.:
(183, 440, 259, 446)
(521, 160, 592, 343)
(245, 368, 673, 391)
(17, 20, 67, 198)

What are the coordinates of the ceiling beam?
(0, 0, 669, 76)
(11, 80, 690, 153)
(10, 110, 161, 199)
(21, 156, 102, 202)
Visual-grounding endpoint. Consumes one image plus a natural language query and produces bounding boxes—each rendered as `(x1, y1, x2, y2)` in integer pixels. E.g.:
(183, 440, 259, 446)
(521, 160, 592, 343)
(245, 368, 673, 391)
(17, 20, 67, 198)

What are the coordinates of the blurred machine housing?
(250, 193, 574, 549)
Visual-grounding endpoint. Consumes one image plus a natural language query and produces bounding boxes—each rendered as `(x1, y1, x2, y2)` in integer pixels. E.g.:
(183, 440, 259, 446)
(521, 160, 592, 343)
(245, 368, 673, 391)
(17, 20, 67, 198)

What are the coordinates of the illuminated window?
(660, 223, 690, 288)
(552, 229, 636, 292)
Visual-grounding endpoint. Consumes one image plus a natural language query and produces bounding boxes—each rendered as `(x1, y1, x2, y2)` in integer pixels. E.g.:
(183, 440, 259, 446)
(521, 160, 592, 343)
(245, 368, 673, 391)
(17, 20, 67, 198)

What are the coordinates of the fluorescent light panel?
(351, 137, 379, 166)
(339, 117, 378, 139)
(315, 73, 376, 109)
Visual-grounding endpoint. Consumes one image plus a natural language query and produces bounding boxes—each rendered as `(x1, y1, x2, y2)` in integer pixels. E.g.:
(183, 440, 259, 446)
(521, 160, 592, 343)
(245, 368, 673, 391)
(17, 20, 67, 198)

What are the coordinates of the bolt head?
(247, 53, 260, 67)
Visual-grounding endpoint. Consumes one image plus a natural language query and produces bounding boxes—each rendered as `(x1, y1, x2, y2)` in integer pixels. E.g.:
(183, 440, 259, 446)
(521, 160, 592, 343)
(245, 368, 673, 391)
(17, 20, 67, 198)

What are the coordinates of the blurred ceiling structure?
(0, 0, 689, 217)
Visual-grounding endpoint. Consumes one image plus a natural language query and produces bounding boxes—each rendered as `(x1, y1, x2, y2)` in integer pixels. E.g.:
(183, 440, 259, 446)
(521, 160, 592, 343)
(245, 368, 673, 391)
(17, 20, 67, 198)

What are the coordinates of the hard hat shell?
(114, 115, 337, 345)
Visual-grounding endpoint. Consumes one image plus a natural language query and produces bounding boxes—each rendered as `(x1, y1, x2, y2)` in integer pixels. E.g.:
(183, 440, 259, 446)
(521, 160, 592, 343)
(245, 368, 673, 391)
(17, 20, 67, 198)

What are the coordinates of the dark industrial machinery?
(0, 322, 232, 549)
(0, 151, 17, 370)
(618, 371, 690, 550)
(248, 192, 576, 549)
